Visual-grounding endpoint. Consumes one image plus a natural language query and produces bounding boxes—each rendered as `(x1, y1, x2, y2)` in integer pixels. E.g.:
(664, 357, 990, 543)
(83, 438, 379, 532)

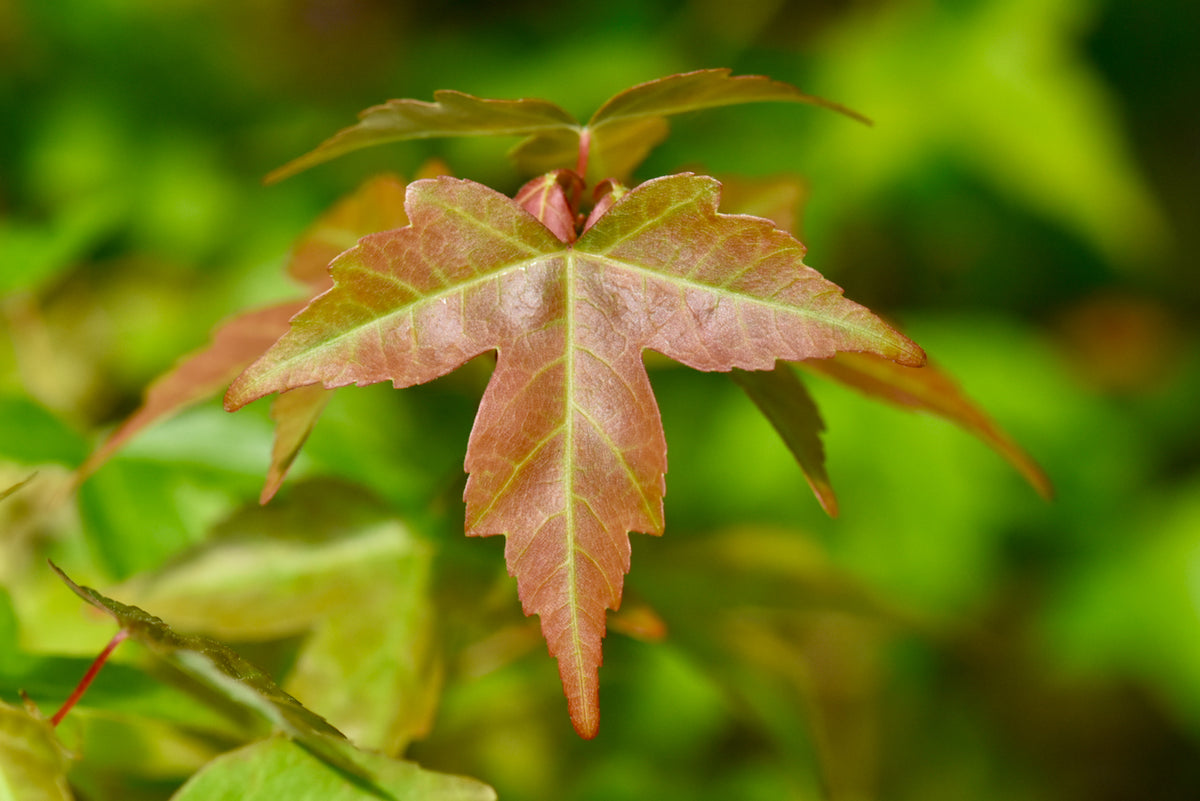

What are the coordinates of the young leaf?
(225, 172, 924, 737)
(798, 352, 1053, 499)
(49, 564, 356, 776)
(267, 71, 865, 186)
(265, 92, 578, 185)
(575, 69, 870, 183)
(172, 734, 495, 801)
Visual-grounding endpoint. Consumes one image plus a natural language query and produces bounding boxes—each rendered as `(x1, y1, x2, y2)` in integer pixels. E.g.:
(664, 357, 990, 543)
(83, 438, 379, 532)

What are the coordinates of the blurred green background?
(2, 0, 1198, 799)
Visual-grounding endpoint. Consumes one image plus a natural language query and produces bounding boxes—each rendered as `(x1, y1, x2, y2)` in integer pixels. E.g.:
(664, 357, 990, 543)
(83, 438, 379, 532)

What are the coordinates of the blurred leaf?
(49, 564, 356, 776)
(0, 474, 37, 504)
(171, 734, 495, 801)
(77, 454, 242, 580)
(0, 396, 88, 467)
(0, 700, 73, 801)
(799, 351, 1053, 499)
(81, 173, 417, 498)
(261, 386, 331, 504)
(284, 173, 411, 292)
(1046, 483, 1200, 725)
(715, 173, 808, 234)
(78, 303, 305, 483)
(112, 512, 414, 640)
(285, 553, 441, 754)
(638, 526, 908, 622)
(732, 365, 838, 517)
(113, 485, 441, 753)
(0, 199, 120, 295)
(805, 0, 1166, 262)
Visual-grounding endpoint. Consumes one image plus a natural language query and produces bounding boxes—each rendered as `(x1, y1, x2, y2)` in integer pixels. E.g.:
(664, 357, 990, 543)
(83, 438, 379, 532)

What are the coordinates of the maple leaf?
(225, 171, 924, 737)
(265, 69, 869, 186)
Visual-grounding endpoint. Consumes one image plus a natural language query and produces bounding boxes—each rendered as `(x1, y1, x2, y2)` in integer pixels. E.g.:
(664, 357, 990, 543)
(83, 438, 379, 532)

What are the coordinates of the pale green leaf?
(171, 735, 495, 801)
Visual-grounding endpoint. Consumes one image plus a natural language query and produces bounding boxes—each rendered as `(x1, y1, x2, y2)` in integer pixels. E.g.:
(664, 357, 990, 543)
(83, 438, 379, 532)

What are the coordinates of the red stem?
(575, 128, 591, 179)
(51, 628, 129, 727)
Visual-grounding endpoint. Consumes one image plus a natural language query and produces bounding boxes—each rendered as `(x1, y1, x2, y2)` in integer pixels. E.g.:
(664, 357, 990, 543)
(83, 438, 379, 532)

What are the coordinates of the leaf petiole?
(50, 628, 129, 726)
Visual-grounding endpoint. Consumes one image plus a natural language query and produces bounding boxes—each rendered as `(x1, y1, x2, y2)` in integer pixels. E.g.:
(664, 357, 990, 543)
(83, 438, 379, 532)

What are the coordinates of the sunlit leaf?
(799, 351, 1053, 499)
(171, 734, 495, 801)
(0, 701, 73, 801)
(111, 490, 442, 753)
(225, 172, 923, 736)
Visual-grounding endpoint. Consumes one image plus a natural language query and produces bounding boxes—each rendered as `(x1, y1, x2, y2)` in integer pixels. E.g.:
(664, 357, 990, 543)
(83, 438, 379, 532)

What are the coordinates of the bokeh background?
(2, 0, 1199, 799)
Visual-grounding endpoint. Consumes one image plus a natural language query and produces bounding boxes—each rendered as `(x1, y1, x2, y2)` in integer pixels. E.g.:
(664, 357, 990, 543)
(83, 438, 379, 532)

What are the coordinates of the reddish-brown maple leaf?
(224, 172, 924, 737)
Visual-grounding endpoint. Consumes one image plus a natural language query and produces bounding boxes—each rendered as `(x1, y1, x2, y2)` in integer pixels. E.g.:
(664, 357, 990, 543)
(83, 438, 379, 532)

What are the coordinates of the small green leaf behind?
(113, 486, 441, 754)
(0, 700, 73, 801)
(732, 365, 838, 517)
(171, 734, 495, 801)
(48, 563, 355, 776)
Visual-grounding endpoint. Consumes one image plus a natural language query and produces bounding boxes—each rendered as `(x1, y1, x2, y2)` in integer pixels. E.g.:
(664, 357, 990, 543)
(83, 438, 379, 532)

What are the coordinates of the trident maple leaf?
(225, 172, 924, 737)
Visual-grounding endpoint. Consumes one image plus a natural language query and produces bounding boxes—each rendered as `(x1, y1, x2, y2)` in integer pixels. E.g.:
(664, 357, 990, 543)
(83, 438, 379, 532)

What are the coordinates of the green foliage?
(1, 1, 1196, 799)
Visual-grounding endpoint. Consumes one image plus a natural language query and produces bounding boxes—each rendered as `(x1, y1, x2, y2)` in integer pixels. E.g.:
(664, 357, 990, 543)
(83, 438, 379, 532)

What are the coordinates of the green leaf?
(0, 475, 37, 505)
(0, 396, 88, 468)
(266, 71, 866, 186)
(576, 69, 867, 184)
(110, 489, 441, 753)
(49, 564, 356, 776)
(171, 735, 495, 801)
(265, 92, 578, 185)
(732, 365, 838, 516)
(0, 701, 73, 801)
(224, 172, 923, 737)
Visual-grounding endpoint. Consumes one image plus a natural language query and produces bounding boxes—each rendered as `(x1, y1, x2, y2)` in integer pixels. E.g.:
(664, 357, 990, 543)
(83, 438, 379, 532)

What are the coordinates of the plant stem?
(51, 628, 129, 726)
